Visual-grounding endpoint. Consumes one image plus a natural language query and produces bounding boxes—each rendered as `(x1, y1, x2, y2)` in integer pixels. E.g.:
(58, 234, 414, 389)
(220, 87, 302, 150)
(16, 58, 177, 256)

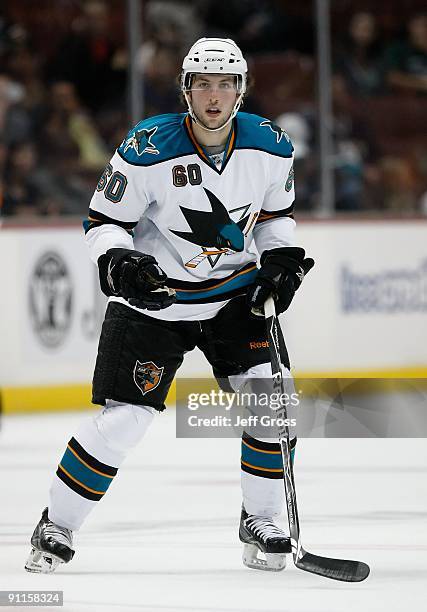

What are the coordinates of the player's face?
(189, 74, 239, 129)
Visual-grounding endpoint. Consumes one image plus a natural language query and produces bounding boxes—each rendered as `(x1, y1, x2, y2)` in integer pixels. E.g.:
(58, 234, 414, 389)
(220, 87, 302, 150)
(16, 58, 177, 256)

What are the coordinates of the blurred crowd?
(0, 0, 426, 218)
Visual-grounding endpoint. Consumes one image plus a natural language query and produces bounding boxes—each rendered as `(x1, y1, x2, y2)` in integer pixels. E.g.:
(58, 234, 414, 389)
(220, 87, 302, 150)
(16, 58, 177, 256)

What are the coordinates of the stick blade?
(296, 550, 370, 582)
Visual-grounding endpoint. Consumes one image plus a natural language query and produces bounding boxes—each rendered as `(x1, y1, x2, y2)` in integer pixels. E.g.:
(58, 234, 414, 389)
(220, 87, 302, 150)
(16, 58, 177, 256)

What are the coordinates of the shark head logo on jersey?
(133, 360, 164, 395)
(171, 188, 251, 268)
(260, 120, 290, 144)
(123, 126, 159, 156)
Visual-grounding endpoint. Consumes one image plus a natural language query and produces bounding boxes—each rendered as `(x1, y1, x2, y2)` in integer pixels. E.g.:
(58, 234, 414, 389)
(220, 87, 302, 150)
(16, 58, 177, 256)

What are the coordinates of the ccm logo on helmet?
(205, 57, 225, 62)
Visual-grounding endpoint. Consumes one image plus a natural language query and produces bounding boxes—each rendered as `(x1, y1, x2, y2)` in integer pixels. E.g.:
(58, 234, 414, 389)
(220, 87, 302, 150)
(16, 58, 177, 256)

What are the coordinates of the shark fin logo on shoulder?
(260, 120, 290, 144)
(124, 126, 160, 156)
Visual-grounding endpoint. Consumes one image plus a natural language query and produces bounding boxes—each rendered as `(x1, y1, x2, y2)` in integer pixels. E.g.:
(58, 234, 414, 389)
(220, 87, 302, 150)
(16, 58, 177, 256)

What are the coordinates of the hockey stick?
(264, 296, 370, 582)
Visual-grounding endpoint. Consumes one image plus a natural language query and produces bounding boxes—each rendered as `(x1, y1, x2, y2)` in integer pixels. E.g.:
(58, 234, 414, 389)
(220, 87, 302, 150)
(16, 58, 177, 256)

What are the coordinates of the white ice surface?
(0, 409, 426, 612)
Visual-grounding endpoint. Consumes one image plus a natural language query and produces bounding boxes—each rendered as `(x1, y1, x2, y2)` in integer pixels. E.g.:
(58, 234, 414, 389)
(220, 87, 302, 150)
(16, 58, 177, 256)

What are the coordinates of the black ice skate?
(25, 508, 75, 573)
(239, 507, 291, 571)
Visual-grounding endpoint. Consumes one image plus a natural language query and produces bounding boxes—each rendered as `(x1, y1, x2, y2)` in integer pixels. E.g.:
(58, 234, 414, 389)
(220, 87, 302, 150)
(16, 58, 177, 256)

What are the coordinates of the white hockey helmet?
(181, 37, 248, 131)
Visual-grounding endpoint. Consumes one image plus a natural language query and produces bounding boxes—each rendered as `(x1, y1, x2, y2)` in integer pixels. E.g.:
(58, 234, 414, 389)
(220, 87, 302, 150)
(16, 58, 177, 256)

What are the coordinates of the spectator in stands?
(379, 156, 418, 211)
(334, 11, 386, 97)
(143, 1, 202, 49)
(0, 8, 28, 63)
(135, 2, 203, 117)
(0, 74, 25, 139)
(39, 81, 108, 173)
(14, 80, 109, 216)
(201, 0, 313, 54)
(385, 11, 427, 95)
(274, 76, 383, 212)
(1, 137, 94, 217)
(47, 0, 126, 115)
(275, 112, 317, 211)
(2, 142, 44, 216)
(332, 75, 382, 211)
(139, 42, 183, 117)
(0, 43, 46, 146)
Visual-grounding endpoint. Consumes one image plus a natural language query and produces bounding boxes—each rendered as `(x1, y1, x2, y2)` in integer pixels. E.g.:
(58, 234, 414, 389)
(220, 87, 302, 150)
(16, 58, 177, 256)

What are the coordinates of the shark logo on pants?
(133, 360, 164, 395)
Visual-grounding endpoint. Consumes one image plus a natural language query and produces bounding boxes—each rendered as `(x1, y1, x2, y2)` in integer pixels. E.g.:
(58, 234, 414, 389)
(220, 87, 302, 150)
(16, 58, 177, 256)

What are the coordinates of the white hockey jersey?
(85, 112, 296, 321)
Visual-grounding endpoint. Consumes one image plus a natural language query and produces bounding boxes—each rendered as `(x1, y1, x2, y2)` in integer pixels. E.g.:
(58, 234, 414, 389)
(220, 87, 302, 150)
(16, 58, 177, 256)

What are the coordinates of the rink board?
(1, 219, 426, 413)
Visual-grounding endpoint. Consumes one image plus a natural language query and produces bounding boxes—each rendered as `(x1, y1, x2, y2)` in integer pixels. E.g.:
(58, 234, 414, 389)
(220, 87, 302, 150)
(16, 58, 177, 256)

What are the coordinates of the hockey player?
(25, 38, 314, 574)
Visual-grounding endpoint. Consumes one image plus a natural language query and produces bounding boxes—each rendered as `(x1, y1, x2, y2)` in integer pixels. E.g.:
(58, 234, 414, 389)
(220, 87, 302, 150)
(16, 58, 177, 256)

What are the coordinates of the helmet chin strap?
(183, 92, 243, 133)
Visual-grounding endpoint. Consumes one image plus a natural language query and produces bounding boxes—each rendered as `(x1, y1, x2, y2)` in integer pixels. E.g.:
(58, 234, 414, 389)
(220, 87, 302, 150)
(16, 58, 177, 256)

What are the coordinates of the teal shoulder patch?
(235, 112, 294, 158)
(117, 113, 193, 166)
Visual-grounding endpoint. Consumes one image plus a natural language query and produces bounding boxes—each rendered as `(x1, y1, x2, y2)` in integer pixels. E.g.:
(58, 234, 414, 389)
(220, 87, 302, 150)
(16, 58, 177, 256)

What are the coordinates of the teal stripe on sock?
(241, 442, 283, 470)
(60, 447, 114, 493)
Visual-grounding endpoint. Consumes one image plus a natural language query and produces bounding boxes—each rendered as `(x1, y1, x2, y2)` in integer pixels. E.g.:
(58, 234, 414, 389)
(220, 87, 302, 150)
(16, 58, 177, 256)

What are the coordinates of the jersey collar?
(183, 114, 237, 175)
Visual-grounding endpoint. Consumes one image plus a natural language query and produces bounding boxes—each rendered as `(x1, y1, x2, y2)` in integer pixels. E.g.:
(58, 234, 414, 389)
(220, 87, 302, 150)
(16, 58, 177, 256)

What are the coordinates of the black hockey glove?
(247, 247, 314, 317)
(97, 248, 176, 310)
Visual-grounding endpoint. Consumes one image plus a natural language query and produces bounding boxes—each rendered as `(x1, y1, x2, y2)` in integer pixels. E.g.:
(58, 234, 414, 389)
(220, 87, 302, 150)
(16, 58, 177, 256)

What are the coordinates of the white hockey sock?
(229, 363, 296, 518)
(49, 402, 155, 531)
(241, 435, 285, 518)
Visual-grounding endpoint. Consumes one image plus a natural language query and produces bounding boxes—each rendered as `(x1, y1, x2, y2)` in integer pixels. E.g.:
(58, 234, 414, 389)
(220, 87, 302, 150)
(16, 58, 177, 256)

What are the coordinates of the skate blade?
(242, 543, 287, 572)
(25, 547, 62, 574)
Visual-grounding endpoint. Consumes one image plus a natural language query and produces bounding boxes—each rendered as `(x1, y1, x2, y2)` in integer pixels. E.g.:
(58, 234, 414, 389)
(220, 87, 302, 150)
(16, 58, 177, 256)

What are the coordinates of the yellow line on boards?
(0, 382, 176, 415)
(1, 367, 427, 414)
(1, 384, 93, 414)
(294, 367, 427, 379)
